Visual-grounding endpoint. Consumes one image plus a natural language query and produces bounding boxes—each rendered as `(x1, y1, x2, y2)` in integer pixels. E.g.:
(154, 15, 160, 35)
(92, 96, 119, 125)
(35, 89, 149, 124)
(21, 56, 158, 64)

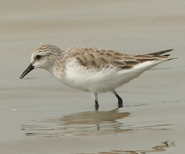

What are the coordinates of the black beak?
(20, 63, 35, 79)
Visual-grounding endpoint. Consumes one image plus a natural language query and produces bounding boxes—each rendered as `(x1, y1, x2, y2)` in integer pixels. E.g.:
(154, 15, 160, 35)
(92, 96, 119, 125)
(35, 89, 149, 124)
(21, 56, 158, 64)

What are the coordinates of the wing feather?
(72, 47, 174, 70)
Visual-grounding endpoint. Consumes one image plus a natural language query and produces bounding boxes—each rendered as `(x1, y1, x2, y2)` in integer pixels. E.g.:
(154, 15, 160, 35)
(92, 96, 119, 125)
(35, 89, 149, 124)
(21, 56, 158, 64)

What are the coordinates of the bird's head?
(20, 44, 62, 79)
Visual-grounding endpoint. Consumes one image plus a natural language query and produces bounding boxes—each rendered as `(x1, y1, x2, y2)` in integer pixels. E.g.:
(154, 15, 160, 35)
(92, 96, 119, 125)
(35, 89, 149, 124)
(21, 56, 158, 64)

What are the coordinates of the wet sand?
(0, 0, 185, 153)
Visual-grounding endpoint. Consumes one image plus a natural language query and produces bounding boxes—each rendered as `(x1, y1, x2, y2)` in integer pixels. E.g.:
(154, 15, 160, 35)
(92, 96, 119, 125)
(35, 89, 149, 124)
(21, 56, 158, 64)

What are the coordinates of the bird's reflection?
(62, 109, 129, 124)
(22, 109, 131, 137)
(58, 109, 130, 131)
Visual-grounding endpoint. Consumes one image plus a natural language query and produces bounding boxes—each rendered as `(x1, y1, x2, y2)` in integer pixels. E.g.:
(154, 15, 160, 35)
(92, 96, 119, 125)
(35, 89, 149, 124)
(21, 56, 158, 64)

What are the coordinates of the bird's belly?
(61, 76, 119, 92)
(59, 67, 139, 93)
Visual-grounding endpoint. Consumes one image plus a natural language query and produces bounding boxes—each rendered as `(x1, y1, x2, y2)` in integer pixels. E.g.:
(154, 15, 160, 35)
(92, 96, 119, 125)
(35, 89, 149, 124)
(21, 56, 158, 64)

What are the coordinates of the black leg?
(115, 93, 123, 108)
(95, 100, 99, 111)
(94, 92, 99, 111)
(112, 89, 123, 108)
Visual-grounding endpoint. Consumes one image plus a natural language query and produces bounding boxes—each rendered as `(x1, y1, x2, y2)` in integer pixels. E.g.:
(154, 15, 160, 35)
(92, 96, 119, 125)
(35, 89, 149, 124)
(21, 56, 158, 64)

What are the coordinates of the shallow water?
(20, 108, 175, 138)
(77, 141, 175, 154)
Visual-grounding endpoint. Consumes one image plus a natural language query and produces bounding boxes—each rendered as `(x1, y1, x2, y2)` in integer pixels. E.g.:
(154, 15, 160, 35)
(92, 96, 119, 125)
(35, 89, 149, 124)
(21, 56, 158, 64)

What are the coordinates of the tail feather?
(146, 49, 173, 56)
(135, 49, 176, 63)
(167, 58, 177, 61)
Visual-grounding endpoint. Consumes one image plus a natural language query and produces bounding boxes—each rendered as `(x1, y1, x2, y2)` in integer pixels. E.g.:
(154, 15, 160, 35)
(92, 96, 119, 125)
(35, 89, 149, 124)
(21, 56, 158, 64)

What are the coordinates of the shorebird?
(20, 44, 175, 110)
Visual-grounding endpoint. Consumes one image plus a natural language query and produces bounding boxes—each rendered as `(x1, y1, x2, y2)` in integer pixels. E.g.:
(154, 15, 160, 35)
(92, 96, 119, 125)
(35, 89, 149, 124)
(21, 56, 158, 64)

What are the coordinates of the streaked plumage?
(20, 44, 176, 110)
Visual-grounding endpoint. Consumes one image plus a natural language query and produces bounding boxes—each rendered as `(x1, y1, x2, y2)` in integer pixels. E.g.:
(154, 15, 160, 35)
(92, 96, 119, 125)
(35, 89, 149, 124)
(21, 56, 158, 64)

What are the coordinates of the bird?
(20, 44, 176, 110)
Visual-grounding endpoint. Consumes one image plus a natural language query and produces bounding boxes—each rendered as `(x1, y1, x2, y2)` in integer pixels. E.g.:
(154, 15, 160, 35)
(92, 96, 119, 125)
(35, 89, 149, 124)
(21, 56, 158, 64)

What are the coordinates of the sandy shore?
(0, 0, 185, 153)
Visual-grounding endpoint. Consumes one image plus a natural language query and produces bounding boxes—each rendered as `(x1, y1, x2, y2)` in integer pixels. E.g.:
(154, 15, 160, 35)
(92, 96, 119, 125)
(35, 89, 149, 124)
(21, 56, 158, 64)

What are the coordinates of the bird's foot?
(95, 101, 99, 111)
(118, 102, 123, 108)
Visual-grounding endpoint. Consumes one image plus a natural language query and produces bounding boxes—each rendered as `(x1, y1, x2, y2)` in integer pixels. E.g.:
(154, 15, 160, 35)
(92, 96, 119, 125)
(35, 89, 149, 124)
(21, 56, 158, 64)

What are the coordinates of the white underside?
(53, 58, 167, 93)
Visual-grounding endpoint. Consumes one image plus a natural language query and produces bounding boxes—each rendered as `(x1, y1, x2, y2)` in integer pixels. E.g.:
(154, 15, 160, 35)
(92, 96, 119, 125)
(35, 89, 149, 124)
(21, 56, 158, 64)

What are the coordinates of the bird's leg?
(111, 89, 123, 108)
(94, 92, 99, 111)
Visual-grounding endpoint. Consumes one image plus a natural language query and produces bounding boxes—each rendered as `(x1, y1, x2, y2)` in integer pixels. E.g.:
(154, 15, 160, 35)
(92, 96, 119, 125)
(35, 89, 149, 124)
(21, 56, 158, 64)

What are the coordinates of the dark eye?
(36, 55, 42, 60)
